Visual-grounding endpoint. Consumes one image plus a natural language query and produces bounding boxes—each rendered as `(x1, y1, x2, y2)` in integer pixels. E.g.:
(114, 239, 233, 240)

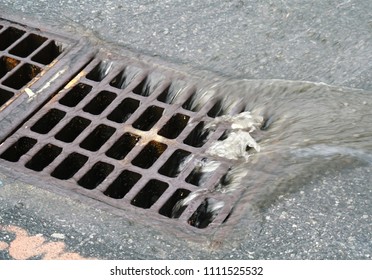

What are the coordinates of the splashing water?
(174, 78, 372, 217)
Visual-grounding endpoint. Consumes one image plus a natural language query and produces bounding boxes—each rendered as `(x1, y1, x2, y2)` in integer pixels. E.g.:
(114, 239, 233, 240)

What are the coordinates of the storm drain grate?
(0, 17, 95, 141)
(0, 20, 250, 239)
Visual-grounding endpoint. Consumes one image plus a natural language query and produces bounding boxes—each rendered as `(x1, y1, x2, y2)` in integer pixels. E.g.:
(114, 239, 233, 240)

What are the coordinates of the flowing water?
(191, 78, 372, 214)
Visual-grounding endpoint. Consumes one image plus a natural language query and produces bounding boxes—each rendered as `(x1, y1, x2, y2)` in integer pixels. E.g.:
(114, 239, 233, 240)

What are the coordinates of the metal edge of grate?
(0, 16, 97, 142)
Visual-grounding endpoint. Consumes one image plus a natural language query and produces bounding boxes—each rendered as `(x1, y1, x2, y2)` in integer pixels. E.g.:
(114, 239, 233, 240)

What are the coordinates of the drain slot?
(51, 152, 88, 180)
(78, 161, 114, 189)
(107, 98, 140, 123)
(59, 83, 92, 107)
(132, 141, 167, 169)
(3, 63, 42, 90)
(183, 122, 209, 147)
(105, 132, 140, 160)
(132, 105, 164, 131)
(158, 149, 191, 177)
(83, 90, 117, 115)
(0, 27, 25, 51)
(80, 124, 116, 152)
(188, 198, 224, 229)
(0, 137, 37, 162)
(131, 179, 168, 209)
(0, 56, 20, 79)
(158, 113, 190, 139)
(159, 188, 191, 218)
(133, 76, 150, 96)
(31, 109, 66, 134)
(208, 99, 224, 118)
(185, 159, 218, 186)
(55, 116, 91, 143)
(25, 144, 62, 172)
(104, 170, 142, 199)
(86, 61, 112, 82)
(32, 41, 64, 65)
(0, 88, 14, 107)
(9, 33, 47, 58)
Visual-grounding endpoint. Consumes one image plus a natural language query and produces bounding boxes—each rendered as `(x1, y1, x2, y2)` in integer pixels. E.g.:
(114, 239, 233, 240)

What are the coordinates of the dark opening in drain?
(32, 41, 63, 65)
(158, 113, 189, 139)
(31, 109, 66, 134)
(185, 159, 218, 186)
(131, 179, 168, 209)
(159, 189, 191, 218)
(78, 161, 114, 190)
(0, 56, 20, 79)
(83, 90, 117, 115)
(132, 106, 164, 131)
(218, 130, 230, 141)
(156, 85, 171, 103)
(59, 83, 92, 107)
(2, 63, 42, 90)
(107, 98, 139, 123)
(133, 76, 150, 96)
(80, 124, 116, 152)
(86, 61, 111, 82)
(188, 198, 223, 229)
(156, 80, 187, 104)
(9, 33, 47, 58)
(105, 132, 140, 160)
(51, 152, 88, 180)
(183, 122, 209, 147)
(158, 149, 191, 177)
(0, 88, 14, 107)
(208, 99, 223, 118)
(182, 91, 197, 111)
(0, 137, 37, 162)
(185, 169, 203, 186)
(109, 68, 128, 89)
(25, 144, 62, 172)
(55, 116, 91, 143)
(0, 27, 25, 51)
(132, 141, 167, 169)
(104, 170, 141, 199)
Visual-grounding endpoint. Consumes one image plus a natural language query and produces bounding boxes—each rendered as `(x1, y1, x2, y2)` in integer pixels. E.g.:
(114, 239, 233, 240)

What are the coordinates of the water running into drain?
(173, 79, 372, 220)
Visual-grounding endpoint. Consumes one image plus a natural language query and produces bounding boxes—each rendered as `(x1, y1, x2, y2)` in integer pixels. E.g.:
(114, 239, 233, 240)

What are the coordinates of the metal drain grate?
(0, 17, 95, 141)
(0, 54, 249, 237)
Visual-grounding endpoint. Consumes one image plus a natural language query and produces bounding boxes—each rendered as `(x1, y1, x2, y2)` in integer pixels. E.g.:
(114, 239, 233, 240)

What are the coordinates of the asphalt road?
(0, 0, 371, 259)
(1, 0, 371, 90)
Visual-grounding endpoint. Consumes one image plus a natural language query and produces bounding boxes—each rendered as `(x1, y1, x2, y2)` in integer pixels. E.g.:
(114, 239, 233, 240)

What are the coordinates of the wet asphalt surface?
(0, 1, 371, 259)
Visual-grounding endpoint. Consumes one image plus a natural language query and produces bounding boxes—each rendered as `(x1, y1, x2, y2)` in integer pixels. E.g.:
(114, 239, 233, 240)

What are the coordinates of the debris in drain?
(206, 112, 263, 160)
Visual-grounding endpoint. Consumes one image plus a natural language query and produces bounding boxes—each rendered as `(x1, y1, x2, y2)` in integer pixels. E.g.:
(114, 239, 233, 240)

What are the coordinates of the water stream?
(194, 79, 372, 212)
